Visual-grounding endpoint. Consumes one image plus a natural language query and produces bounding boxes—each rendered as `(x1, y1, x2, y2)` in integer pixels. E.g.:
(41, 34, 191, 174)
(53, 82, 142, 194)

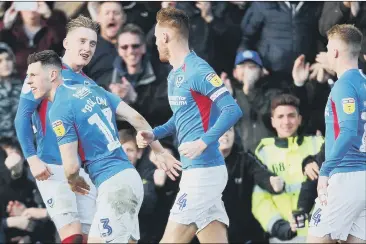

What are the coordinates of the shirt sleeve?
(190, 64, 243, 146)
(49, 101, 78, 146)
(101, 88, 122, 113)
(14, 81, 43, 159)
(319, 82, 359, 176)
(152, 114, 176, 140)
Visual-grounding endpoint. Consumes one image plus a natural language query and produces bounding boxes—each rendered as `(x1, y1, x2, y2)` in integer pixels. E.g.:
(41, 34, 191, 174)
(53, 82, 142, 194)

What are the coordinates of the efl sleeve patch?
(205, 72, 223, 87)
(342, 98, 356, 114)
(52, 120, 66, 137)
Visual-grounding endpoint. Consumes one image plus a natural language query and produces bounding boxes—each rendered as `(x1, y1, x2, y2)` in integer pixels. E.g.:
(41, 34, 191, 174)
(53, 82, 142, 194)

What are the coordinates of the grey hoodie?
(0, 42, 22, 140)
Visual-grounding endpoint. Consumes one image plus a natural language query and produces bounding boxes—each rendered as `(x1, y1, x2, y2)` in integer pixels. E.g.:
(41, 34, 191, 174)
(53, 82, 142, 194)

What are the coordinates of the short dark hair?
(118, 128, 137, 145)
(271, 94, 300, 116)
(27, 50, 62, 69)
(117, 23, 146, 44)
(66, 15, 99, 35)
(156, 7, 189, 39)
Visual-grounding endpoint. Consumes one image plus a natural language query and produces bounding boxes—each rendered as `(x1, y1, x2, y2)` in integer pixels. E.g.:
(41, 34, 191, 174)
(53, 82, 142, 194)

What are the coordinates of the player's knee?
(61, 234, 83, 244)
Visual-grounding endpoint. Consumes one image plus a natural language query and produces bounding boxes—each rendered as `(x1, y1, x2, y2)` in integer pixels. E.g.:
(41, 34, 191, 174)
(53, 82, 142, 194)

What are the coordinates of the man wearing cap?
(223, 50, 310, 151)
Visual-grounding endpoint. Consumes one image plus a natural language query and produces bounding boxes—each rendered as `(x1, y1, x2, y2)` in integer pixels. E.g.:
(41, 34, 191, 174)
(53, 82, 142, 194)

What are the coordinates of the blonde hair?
(66, 15, 99, 35)
(327, 24, 363, 56)
(156, 7, 189, 39)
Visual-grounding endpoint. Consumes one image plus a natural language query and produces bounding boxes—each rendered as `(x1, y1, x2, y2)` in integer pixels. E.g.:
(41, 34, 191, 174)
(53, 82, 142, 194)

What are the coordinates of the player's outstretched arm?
(115, 101, 181, 180)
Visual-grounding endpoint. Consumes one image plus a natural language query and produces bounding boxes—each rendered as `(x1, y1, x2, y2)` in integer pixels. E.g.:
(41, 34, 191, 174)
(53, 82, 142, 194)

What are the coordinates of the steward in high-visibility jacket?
(252, 135, 324, 242)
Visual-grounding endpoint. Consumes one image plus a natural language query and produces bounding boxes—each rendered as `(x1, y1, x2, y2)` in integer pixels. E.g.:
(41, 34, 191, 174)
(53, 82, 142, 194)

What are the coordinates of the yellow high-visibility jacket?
(252, 135, 324, 237)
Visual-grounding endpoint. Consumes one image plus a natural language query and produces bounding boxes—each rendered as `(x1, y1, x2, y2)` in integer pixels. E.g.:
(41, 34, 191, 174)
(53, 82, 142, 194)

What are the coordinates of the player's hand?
(37, 1, 52, 19)
(153, 150, 182, 181)
(304, 161, 320, 180)
(68, 175, 90, 195)
(7, 201, 26, 217)
(3, 3, 18, 29)
(22, 208, 48, 220)
(317, 175, 329, 206)
(270, 176, 285, 193)
(136, 130, 155, 148)
(292, 54, 310, 86)
(28, 156, 53, 181)
(178, 139, 207, 160)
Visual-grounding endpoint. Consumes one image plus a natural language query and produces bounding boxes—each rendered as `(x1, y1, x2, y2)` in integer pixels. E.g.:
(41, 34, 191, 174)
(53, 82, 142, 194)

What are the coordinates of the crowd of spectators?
(0, 1, 365, 243)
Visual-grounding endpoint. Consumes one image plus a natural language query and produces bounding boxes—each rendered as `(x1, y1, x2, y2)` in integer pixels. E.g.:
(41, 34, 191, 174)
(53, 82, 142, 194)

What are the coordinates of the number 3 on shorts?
(99, 218, 113, 237)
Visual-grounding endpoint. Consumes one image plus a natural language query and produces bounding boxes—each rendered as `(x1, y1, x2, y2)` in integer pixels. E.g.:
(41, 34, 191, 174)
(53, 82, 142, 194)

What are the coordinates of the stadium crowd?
(0, 1, 365, 243)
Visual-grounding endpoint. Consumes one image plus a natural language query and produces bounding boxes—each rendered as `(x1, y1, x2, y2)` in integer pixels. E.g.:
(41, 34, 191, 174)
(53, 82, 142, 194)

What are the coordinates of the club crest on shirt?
(205, 72, 223, 87)
(52, 120, 65, 137)
(176, 75, 185, 87)
(342, 98, 355, 114)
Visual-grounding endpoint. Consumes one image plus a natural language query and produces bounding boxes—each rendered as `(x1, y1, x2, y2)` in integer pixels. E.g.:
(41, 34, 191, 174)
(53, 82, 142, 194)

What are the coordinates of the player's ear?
(50, 69, 59, 82)
(163, 32, 168, 44)
(63, 38, 68, 50)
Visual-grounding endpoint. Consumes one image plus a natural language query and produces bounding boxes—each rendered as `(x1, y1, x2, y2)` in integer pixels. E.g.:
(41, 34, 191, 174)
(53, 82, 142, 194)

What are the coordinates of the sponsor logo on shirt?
(342, 97, 355, 114)
(205, 72, 223, 87)
(169, 96, 187, 106)
(52, 120, 66, 137)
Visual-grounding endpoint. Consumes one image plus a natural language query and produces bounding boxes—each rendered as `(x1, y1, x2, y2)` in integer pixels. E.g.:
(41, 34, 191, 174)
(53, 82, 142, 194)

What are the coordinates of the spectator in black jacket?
(239, 2, 323, 83)
(0, 138, 55, 243)
(318, 1, 366, 72)
(223, 50, 311, 151)
(146, 2, 231, 73)
(84, 1, 125, 88)
(220, 127, 285, 243)
(111, 24, 171, 128)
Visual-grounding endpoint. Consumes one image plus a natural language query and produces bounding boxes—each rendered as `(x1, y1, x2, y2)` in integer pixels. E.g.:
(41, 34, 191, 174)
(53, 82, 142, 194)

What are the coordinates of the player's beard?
(158, 47, 170, 63)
